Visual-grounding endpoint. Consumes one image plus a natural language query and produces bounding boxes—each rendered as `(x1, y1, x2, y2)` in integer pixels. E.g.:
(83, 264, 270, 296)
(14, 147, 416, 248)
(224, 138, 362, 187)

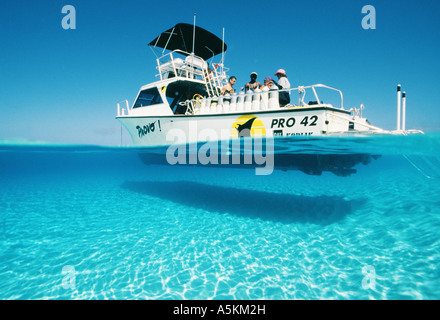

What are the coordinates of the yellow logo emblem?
(231, 115, 266, 138)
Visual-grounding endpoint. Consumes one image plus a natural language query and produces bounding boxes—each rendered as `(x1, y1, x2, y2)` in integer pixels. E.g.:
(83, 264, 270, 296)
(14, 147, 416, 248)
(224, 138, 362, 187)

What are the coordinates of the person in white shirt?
(273, 69, 291, 107)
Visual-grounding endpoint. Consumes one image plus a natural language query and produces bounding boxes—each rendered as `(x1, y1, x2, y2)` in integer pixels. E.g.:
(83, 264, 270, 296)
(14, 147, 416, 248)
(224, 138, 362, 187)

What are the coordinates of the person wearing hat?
(244, 72, 262, 91)
(261, 76, 274, 90)
(272, 69, 291, 107)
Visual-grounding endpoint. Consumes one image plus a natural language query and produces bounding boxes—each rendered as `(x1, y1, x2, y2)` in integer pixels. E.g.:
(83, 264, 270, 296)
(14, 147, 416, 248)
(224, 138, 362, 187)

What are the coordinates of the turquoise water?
(1, 134, 440, 300)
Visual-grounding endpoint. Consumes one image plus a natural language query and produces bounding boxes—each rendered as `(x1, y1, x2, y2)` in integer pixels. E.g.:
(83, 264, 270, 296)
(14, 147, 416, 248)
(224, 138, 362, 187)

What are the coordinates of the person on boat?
(244, 72, 262, 91)
(204, 67, 214, 81)
(272, 69, 291, 107)
(260, 76, 274, 90)
(221, 76, 237, 95)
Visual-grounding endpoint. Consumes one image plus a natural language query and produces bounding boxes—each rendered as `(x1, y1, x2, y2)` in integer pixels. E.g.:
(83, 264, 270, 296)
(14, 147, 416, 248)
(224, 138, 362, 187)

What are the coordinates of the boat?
(116, 22, 422, 176)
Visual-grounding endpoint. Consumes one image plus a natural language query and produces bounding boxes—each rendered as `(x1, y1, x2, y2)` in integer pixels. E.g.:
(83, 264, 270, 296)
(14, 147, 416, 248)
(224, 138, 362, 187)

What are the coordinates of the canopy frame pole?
(192, 13, 196, 54)
(162, 27, 176, 55)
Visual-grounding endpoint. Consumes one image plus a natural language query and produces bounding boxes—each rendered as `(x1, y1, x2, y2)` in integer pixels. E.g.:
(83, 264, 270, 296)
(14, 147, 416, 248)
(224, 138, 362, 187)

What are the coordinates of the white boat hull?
(117, 106, 370, 147)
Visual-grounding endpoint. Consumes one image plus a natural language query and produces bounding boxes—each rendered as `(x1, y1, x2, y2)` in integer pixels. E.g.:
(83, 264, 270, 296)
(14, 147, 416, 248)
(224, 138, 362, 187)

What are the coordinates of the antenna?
(220, 27, 225, 81)
(221, 28, 225, 67)
(192, 13, 196, 54)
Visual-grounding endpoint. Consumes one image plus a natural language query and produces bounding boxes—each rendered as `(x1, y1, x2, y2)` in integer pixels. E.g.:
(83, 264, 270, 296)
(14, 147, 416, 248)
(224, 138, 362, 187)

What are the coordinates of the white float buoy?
(230, 93, 237, 112)
(252, 88, 261, 110)
(223, 94, 230, 113)
(269, 89, 279, 109)
(244, 90, 253, 111)
(237, 91, 245, 112)
(261, 87, 269, 110)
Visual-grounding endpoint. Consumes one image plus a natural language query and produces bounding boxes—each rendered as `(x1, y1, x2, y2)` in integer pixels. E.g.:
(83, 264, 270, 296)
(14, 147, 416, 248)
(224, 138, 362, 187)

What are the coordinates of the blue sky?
(1, 0, 439, 145)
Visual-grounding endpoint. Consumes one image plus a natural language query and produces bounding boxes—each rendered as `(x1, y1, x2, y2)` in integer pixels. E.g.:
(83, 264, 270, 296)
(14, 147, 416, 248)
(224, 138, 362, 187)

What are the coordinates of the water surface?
(1, 134, 439, 299)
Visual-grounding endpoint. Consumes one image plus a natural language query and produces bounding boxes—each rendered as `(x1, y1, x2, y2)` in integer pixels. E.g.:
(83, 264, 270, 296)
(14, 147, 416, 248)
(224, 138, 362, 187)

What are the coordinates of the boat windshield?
(133, 87, 163, 108)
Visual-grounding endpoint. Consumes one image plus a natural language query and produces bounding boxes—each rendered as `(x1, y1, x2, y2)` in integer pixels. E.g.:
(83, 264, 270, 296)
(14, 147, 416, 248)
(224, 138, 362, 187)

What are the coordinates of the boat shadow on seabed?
(121, 180, 368, 226)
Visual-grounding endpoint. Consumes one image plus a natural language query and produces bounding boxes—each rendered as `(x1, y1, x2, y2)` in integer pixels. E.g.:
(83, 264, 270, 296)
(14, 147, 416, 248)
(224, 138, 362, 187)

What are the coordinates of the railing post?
(402, 91, 406, 131)
(157, 58, 163, 81)
(397, 84, 401, 131)
(311, 86, 320, 105)
(117, 100, 129, 117)
(125, 100, 130, 115)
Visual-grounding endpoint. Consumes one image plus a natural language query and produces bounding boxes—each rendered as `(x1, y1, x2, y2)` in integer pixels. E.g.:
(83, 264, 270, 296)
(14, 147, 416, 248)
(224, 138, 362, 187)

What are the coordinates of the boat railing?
(155, 50, 228, 97)
(116, 99, 130, 116)
(182, 84, 344, 115)
(290, 83, 344, 109)
(350, 104, 365, 118)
